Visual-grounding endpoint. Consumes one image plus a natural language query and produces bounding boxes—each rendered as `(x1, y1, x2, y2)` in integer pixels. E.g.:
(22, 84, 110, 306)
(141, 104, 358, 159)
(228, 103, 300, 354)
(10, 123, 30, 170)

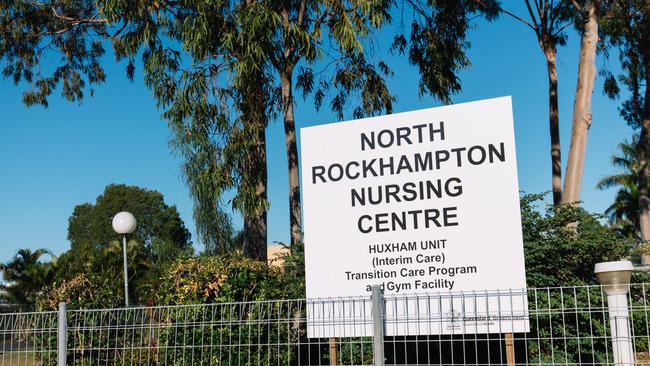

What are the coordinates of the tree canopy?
(1, 0, 505, 257)
(53, 184, 193, 304)
(0, 248, 55, 307)
(62, 184, 192, 268)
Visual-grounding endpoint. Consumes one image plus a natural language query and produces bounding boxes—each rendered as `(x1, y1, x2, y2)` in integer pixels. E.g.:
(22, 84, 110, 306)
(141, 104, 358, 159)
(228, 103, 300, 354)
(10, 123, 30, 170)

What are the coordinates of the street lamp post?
(595, 260, 635, 366)
(112, 212, 137, 307)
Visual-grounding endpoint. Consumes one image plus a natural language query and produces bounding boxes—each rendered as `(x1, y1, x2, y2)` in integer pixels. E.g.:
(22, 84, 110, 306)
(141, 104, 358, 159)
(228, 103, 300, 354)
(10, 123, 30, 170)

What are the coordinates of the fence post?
(371, 285, 385, 366)
(57, 302, 67, 366)
(595, 261, 635, 366)
(606, 293, 635, 366)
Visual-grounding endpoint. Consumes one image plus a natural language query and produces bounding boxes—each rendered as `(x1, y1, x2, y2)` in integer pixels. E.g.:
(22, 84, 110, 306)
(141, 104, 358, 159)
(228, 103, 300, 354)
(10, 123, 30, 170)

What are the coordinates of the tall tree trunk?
(242, 121, 268, 261)
(281, 67, 302, 246)
(545, 46, 563, 206)
(562, 0, 599, 205)
(240, 63, 268, 261)
(639, 69, 650, 264)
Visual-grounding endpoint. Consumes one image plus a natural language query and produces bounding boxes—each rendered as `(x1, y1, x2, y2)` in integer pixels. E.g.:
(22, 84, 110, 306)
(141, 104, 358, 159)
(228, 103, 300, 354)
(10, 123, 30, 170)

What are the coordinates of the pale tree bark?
(280, 67, 302, 246)
(500, 1, 571, 206)
(562, 0, 599, 205)
(544, 45, 563, 206)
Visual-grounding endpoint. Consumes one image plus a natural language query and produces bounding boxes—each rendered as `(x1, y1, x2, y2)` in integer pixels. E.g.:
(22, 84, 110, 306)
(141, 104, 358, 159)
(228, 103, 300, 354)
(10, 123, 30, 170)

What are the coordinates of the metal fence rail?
(0, 311, 57, 366)
(0, 284, 649, 365)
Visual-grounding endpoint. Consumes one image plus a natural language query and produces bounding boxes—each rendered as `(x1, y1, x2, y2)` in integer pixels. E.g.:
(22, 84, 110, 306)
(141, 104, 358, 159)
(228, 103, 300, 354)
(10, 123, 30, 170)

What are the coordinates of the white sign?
(300, 97, 529, 337)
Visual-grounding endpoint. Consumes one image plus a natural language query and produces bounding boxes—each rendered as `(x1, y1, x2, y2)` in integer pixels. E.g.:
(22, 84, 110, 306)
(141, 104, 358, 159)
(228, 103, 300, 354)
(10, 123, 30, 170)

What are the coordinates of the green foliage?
(395, 0, 499, 103)
(0, 248, 55, 308)
(520, 193, 632, 287)
(150, 256, 297, 366)
(156, 255, 285, 305)
(102, 0, 399, 251)
(600, 1, 650, 130)
(600, 1, 650, 249)
(0, 0, 108, 107)
(0, 181, 196, 309)
(35, 273, 121, 311)
(597, 136, 643, 237)
(20, 184, 195, 307)
(73, 184, 191, 257)
(58, 184, 192, 278)
(337, 338, 373, 365)
(278, 241, 305, 299)
(1, 1, 504, 254)
(520, 193, 639, 366)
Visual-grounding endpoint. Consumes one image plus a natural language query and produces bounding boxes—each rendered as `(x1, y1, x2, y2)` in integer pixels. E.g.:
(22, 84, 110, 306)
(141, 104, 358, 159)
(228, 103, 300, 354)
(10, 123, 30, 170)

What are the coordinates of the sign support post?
(329, 337, 337, 365)
(505, 333, 515, 366)
(372, 285, 385, 366)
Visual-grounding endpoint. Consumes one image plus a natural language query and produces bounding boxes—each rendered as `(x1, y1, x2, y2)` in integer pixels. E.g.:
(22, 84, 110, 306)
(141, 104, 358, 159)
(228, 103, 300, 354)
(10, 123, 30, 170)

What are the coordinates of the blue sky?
(0, 5, 632, 263)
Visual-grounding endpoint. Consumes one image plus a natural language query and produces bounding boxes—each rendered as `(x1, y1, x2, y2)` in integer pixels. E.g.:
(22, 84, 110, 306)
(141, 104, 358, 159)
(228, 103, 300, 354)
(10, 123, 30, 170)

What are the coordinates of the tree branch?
(524, 0, 542, 35)
(499, 7, 537, 32)
(570, 0, 582, 12)
(405, 0, 431, 21)
(297, 0, 306, 28)
(552, 20, 576, 38)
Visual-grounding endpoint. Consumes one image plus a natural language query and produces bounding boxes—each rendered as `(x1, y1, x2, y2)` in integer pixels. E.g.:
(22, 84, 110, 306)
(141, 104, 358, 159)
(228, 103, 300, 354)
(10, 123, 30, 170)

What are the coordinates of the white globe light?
(112, 212, 137, 234)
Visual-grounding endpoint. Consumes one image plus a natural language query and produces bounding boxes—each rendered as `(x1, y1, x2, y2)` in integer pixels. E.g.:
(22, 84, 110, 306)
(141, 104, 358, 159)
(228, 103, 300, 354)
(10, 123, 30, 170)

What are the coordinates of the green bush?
(153, 256, 295, 366)
(520, 193, 639, 365)
(521, 193, 633, 287)
(156, 255, 286, 304)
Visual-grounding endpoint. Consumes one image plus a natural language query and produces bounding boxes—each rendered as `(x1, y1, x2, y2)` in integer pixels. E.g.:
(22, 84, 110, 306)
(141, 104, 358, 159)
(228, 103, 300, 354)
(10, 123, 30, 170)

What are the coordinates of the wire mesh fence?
(1, 284, 650, 365)
(0, 311, 58, 366)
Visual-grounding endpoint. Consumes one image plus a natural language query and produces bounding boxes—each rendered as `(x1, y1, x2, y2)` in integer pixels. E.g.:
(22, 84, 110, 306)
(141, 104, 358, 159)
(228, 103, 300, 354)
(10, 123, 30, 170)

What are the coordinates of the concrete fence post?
(57, 302, 67, 366)
(371, 285, 385, 366)
(606, 293, 635, 366)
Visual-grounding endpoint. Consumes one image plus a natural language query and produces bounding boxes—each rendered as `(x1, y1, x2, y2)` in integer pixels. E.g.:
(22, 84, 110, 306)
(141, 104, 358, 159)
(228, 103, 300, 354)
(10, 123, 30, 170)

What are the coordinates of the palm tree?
(597, 137, 642, 237)
(0, 248, 55, 307)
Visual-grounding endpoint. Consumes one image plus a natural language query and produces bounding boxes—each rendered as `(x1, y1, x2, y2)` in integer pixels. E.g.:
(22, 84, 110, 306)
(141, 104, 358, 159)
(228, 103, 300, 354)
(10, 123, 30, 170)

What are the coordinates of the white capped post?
(595, 260, 635, 366)
(112, 211, 137, 307)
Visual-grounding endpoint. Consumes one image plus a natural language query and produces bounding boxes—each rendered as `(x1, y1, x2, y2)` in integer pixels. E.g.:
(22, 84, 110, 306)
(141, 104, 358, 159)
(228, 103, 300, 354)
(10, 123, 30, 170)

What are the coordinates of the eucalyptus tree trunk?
(242, 121, 268, 261)
(544, 45, 562, 206)
(639, 69, 650, 264)
(280, 67, 302, 246)
(240, 60, 269, 261)
(562, 0, 599, 205)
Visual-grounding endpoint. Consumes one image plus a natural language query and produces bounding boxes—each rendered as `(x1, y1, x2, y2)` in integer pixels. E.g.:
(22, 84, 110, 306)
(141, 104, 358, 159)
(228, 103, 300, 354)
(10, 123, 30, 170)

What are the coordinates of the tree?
(597, 137, 641, 237)
(291, 0, 500, 243)
(562, 0, 600, 205)
(256, 1, 395, 246)
(521, 193, 631, 286)
(61, 184, 192, 268)
(102, 0, 397, 251)
(0, 248, 55, 308)
(160, 2, 278, 258)
(2, 0, 502, 256)
(497, 1, 575, 206)
(394, 1, 499, 104)
(56, 184, 192, 303)
(0, 0, 109, 106)
(130, 0, 501, 251)
(601, 0, 650, 257)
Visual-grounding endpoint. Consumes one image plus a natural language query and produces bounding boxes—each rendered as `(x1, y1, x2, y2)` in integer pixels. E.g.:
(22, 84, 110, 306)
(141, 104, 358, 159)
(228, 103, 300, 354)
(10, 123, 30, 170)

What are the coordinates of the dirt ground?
(0, 352, 41, 366)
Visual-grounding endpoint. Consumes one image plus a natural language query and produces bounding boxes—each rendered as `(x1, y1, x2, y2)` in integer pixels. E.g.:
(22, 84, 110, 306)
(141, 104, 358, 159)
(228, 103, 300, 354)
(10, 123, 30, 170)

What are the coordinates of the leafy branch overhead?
(1, 0, 523, 256)
(0, 0, 110, 106)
